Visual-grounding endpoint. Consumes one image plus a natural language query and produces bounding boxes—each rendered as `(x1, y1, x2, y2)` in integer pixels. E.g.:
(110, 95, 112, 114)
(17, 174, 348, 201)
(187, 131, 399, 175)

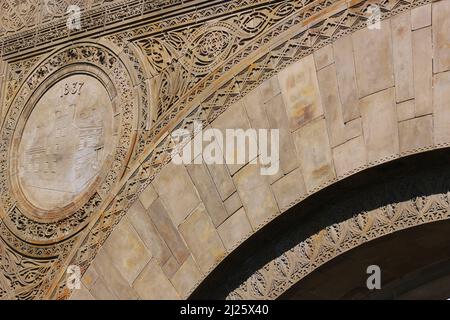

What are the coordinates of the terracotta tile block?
(186, 161, 229, 227)
(433, 71, 450, 145)
(413, 27, 433, 116)
(432, 1, 450, 73)
(317, 64, 347, 147)
(411, 4, 431, 30)
(314, 44, 334, 70)
(391, 12, 414, 103)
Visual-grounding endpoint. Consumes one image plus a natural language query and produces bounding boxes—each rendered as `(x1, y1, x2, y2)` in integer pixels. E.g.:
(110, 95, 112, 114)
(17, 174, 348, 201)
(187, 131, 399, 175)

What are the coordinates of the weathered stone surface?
(333, 36, 359, 122)
(162, 255, 180, 279)
(278, 55, 324, 131)
(233, 162, 279, 229)
(243, 87, 270, 129)
(148, 198, 190, 265)
(413, 27, 433, 116)
(265, 94, 299, 176)
(133, 259, 180, 300)
(271, 168, 306, 210)
(92, 249, 139, 299)
(398, 115, 433, 152)
(360, 88, 399, 163)
(332, 136, 367, 177)
(71, 284, 95, 300)
(212, 100, 256, 175)
(391, 12, 414, 103)
(90, 278, 117, 300)
(433, 71, 450, 145)
(223, 192, 242, 216)
(103, 217, 151, 285)
(314, 44, 334, 70)
(186, 161, 229, 227)
(17, 74, 115, 212)
(293, 118, 336, 192)
(4, 0, 449, 302)
(153, 162, 200, 226)
(411, 4, 431, 30)
(138, 183, 158, 210)
(170, 256, 203, 298)
(344, 118, 362, 141)
(259, 76, 281, 103)
(179, 204, 226, 273)
(127, 200, 172, 265)
(206, 160, 236, 201)
(397, 100, 415, 122)
(432, 1, 450, 73)
(352, 21, 394, 98)
(218, 207, 253, 252)
(317, 64, 347, 147)
(82, 265, 99, 290)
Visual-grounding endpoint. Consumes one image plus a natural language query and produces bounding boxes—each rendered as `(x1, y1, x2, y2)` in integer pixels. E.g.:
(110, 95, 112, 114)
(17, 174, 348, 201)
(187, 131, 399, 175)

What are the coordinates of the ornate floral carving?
(227, 172, 450, 299)
(0, 0, 39, 33)
(50, 0, 434, 300)
(0, 42, 137, 299)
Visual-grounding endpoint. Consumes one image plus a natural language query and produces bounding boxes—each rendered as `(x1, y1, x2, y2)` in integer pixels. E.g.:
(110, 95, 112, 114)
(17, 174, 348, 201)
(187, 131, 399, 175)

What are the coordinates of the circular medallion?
(2, 43, 137, 244)
(17, 74, 114, 212)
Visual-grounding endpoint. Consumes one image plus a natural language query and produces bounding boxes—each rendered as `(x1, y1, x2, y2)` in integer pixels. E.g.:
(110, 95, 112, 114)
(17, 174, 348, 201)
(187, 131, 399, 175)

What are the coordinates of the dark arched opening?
(190, 149, 450, 299)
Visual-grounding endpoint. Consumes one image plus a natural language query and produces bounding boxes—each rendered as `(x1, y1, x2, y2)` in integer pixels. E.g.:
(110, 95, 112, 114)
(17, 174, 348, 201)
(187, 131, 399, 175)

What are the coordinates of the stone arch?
(190, 149, 450, 299)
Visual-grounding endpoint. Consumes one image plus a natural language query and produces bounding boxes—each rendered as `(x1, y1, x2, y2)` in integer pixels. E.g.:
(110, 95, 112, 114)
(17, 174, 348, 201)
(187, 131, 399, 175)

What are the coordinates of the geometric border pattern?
(227, 174, 450, 299)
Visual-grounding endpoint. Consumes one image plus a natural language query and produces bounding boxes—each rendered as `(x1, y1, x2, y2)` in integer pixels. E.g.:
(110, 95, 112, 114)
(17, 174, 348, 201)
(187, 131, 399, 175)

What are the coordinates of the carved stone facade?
(0, 0, 449, 299)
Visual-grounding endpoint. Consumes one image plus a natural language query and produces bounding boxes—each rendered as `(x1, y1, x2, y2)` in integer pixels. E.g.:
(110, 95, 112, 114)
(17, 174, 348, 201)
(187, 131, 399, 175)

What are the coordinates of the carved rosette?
(0, 42, 136, 249)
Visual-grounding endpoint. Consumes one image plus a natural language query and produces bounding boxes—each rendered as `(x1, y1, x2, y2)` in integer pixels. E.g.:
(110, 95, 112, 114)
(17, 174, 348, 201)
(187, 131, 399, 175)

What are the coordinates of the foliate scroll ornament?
(0, 235, 58, 300)
(0, 42, 137, 246)
(0, 0, 39, 34)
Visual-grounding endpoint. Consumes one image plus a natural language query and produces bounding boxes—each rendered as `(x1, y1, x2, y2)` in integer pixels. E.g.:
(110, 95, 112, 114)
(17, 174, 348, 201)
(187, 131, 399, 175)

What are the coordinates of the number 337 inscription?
(61, 82, 84, 97)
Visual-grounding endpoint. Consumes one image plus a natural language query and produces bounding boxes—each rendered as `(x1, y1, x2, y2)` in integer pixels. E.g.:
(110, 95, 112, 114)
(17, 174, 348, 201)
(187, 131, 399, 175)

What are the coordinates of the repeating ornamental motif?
(0, 42, 137, 299)
(52, 0, 433, 300)
(227, 171, 450, 299)
(0, 0, 440, 300)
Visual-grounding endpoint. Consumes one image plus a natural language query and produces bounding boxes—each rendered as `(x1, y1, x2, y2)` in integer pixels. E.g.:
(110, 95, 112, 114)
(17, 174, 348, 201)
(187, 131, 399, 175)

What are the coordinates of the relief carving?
(0, 42, 137, 299)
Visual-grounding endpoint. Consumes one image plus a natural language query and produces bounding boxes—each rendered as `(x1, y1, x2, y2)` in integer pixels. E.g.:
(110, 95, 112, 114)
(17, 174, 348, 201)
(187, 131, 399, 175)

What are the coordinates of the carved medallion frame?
(0, 41, 137, 246)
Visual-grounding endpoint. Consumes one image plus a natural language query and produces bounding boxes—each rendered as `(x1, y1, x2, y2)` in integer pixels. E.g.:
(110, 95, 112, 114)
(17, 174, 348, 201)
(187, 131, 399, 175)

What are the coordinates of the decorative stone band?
(228, 179, 450, 299)
(0, 42, 138, 299)
(0, 0, 257, 58)
(52, 0, 434, 299)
